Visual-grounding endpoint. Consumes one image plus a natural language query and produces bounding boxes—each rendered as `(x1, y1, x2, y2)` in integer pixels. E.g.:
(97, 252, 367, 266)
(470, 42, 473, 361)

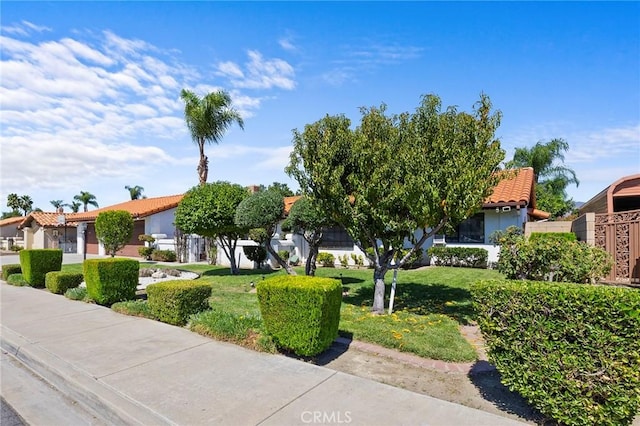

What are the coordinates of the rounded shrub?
(147, 280, 212, 326)
(316, 252, 335, 267)
(7, 273, 29, 286)
(257, 275, 342, 356)
(45, 271, 83, 294)
(83, 258, 139, 306)
(19, 249, 63, 287)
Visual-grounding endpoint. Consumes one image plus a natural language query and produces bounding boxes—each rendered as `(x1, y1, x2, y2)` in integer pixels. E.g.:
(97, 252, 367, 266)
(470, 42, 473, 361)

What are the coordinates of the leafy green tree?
(125, 185, 145, 200)
(74, 191, 99, 212)
(95, 210, 134, 257)
(287, 94, 504, 313)
(6, 193, 33, 216)
(266, 182, 294, 197)
(1, 210, 21, 219)
(281, 197, 330, 276)
(180, 89, 244, 185)
(505, 138, 579, 218)
(174, 182, 249, 274)
(235, 191, 295, 275)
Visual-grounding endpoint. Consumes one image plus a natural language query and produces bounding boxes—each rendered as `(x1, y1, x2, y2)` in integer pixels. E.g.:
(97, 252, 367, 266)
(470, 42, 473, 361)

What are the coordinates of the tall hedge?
(147, 280, 212, 326)
(83, 258, 139, 305)
(472, 280, 640, 426)
(19, 249, 63, 287)
(257, 275, 342, 356)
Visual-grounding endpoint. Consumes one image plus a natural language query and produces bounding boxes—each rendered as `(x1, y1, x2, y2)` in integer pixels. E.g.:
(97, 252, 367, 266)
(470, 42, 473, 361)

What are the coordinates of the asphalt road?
(1, 397, 25, 426)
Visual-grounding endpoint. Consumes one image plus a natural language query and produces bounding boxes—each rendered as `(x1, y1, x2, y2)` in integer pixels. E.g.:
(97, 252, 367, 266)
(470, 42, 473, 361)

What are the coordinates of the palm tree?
(125, 185, 145, 200)
(66, 201, 82, 213)
(74, 191, 99, 212)
(180, 89, 244, 185)
(506, 138, 579, 186)
(50, 200, 64, 211)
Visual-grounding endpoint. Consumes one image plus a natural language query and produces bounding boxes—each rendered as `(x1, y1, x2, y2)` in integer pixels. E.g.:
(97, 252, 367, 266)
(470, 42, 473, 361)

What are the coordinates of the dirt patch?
(313, 326, 549, 425)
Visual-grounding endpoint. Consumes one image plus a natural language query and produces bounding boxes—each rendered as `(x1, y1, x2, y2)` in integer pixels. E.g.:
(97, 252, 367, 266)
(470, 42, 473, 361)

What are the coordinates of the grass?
(60, 262, 503, 362)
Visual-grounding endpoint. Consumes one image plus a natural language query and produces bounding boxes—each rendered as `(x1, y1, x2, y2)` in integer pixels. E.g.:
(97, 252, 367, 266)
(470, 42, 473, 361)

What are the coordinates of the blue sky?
(1, 1, 638, 212)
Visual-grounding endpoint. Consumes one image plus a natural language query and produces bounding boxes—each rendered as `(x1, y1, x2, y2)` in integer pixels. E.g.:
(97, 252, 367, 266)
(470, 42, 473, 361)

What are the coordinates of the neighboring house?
(0, 216, 26, 250)
(219, 167, 550, 268)
(18, 212, 79, 253)
(573, 174, 640, 284)
(17, 195, 184, 257)
(70, 195, 184, 257)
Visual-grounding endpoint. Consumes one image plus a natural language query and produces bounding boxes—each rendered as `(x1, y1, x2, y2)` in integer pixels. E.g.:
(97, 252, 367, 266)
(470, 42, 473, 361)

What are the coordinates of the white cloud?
(2, 20, 51, 36)
(216, 50, 296, 90)
(278, 37, 296, 52)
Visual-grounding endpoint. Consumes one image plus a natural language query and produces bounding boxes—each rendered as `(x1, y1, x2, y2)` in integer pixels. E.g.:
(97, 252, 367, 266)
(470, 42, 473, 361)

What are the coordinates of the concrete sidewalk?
(0, 283, 526, 426)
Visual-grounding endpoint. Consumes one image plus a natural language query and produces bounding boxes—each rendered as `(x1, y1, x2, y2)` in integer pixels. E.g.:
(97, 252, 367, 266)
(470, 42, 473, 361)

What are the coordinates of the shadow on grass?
(342, 282, 474, 324)
(468, 363, 550, 425)
(200, 268, 283, 277)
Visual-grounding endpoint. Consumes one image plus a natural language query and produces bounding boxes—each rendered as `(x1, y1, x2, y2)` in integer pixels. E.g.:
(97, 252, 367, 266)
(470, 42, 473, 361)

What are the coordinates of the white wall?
(145, 208, 177, 238)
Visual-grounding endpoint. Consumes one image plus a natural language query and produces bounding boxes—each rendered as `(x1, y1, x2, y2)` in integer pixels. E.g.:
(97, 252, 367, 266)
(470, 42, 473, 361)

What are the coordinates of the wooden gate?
(595, 209, 640, 284)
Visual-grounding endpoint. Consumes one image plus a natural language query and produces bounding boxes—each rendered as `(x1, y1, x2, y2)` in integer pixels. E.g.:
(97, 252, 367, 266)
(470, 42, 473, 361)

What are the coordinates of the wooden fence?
(595, 209, 640, 284)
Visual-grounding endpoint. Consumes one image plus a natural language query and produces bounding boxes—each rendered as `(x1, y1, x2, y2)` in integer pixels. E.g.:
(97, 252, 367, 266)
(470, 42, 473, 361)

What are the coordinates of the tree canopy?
(287, 93, 504, 312)
(235, 190, 295, 274)
(174, 181, 249, 274)
(125, 185, 145, 200)
(74, 191, 99, 212)
(95, 210, 134, 257)
(281, 196, 329, 275)
(180, 89, 244, 185)
(7, 193, 34, 216)
(505, 138, 579, 218)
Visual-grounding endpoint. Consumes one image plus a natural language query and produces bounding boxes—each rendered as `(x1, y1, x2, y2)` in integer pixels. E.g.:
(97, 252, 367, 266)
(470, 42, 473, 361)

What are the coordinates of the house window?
(446, 213, 484, 243)
(319, 226, 354, 249)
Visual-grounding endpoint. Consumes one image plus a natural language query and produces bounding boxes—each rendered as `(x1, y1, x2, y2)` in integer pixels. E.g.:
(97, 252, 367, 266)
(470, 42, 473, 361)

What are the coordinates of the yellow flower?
(392, 331, 403, 340)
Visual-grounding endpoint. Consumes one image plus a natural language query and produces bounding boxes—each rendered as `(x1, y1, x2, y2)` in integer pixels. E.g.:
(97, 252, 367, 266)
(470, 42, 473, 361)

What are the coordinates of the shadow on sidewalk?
(468, 363, 551, 425)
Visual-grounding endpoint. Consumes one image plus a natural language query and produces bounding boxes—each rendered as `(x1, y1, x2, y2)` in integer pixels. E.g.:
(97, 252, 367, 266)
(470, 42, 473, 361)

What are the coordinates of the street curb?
(0, 325, 175, 426)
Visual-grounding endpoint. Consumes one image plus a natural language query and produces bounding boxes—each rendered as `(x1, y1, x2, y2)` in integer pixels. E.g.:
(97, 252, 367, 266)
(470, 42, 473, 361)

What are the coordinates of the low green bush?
(427, 247, 487, 268)
(190, 309, 263, 342)
(471, 280, 640, 426)
(316, 252, 335, 267)
(83, 258, 139, 305)
(496, 232, 612, 283)
(2, 264, 22, 280)
(64, 287, 88, 301)
(529, 232, 577, 242)
(138, 246, 155, 260)
(19, 249, 63, 287)
(45, 271, 83, 294)
(150, 249, 177, 262)
(7, 273, 28, 286)
(147, 280, 212, 326)
(394, 248, 425, 269)
(112, 300, 155, 319)
(257, 275, 342, 356)
(243, 246, 267, 266)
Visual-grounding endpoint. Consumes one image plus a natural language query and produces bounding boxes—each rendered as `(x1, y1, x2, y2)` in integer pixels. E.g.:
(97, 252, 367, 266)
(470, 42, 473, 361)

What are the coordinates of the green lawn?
(63, 262, 503, 362)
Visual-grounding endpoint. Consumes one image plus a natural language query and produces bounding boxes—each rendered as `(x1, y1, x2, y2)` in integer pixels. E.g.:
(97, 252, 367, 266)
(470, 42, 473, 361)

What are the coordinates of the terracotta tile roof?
(18, 212, 77, 229)
(484, 167, 536, 207)
(284, 196, 302, 215)
(0, 216, 26, 227)
(69, 194, 184, 222)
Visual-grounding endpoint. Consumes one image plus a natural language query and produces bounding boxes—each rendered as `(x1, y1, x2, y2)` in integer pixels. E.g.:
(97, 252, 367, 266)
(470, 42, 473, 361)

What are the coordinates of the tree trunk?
(219, 236, 240, 275)
(372, 265, 388, 314)
(197, 154, 208, 186)
(265, 243, 296, 275)
(305, 245, 319, 276)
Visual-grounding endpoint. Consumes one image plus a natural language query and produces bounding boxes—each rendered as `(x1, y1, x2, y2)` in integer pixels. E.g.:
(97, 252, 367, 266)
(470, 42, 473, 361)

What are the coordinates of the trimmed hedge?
(147, 280, 212, 326)
(427, 246, 488, 268)
(471, 280, 640, 426)
(83, 258, 139, 306)
(19, 249, 63, 287)
(257, 275, 342, 356)
(45, 271, 83, 294)
(2, 264, 22, 280)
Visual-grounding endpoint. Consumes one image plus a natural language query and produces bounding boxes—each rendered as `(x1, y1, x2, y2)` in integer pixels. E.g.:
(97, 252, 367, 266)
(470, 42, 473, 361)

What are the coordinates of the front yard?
(63, 263, 503, 362)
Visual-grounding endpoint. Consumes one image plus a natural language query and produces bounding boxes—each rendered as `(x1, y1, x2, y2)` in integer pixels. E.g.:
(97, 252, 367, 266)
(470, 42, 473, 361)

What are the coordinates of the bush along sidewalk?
(257, 275, 342, 356)
(472, 279, 640, 426)
(19, 249, 63, 287)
